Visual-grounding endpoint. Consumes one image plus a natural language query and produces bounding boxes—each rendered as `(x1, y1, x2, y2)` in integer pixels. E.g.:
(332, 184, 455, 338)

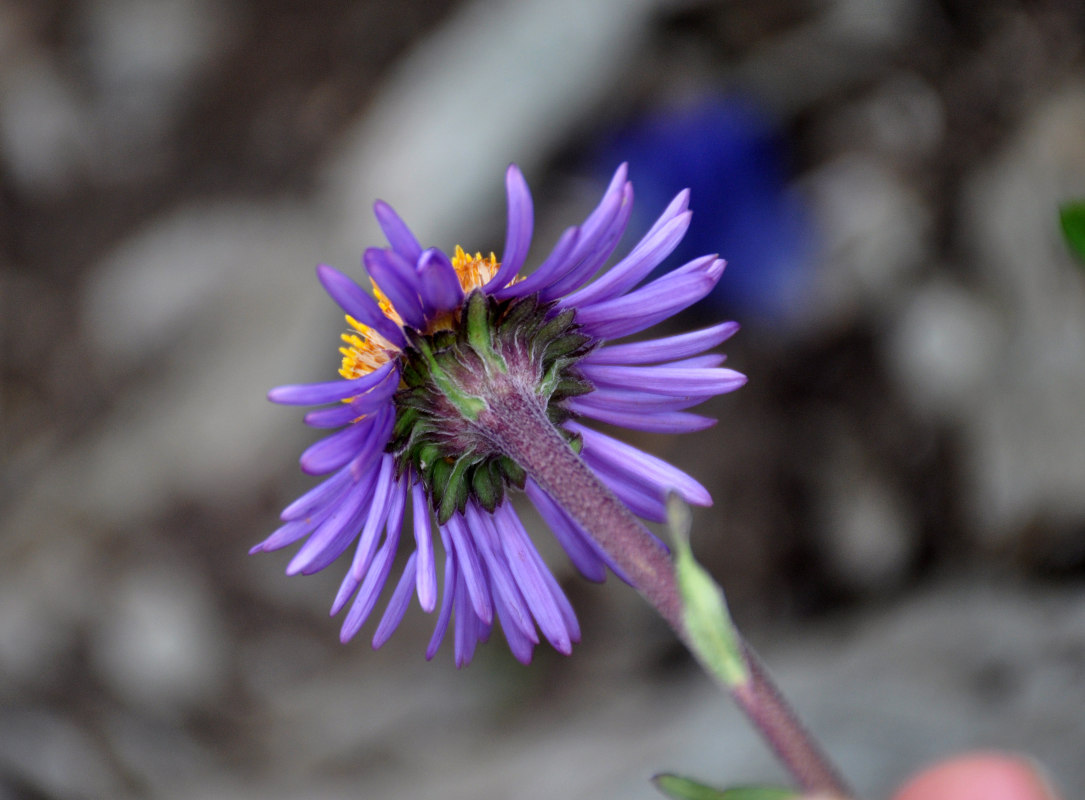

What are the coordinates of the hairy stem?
(478, 388, 851, 797)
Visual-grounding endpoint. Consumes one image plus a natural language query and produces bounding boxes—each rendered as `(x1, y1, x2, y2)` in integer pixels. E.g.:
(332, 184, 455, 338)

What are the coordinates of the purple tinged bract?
(255, 163, 746, 666)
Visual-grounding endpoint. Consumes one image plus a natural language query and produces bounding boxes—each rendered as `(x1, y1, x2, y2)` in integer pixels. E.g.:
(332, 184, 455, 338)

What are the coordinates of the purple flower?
(255, 164, 745, 666)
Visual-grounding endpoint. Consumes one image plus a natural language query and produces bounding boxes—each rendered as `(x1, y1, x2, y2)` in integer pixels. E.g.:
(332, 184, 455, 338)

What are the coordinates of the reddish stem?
(478, 388, 851, 798)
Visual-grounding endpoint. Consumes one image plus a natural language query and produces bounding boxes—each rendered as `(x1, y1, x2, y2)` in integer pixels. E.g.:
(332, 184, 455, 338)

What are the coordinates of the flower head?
(255, 164, 745, 666)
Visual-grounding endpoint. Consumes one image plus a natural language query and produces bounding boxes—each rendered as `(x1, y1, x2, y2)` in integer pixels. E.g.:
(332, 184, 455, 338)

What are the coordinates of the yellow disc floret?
(338, 315, 398, 380)
(337, 246, 503, 380)
(450, 246, 500, 288)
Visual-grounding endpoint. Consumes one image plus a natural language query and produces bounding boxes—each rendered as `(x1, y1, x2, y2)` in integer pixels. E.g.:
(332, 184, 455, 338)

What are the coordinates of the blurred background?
(3, 0, 1085, 797)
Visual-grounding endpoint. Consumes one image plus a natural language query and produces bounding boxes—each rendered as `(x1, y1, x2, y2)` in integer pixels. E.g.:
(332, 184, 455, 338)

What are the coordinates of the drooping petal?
(493, 588, 536, 665)
(341, 535, 398, 641)
(315, 264, 406, 348)
(445, 514, 493, 626)
(346, 455, 400, 583)
(452, 567, 482, 668)
(372, 552, 418, 649)
(425, 528, 457, 661)
(464, 504, 536, 643)
(411, 478, 438, 613)
(286, 465, 380, 575)
(340, 503, 403, 643)
(494, 503, 576, 654)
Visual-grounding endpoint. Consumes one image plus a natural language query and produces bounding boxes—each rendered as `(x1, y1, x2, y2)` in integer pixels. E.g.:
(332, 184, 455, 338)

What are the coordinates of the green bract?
(390, 290, 593, 523)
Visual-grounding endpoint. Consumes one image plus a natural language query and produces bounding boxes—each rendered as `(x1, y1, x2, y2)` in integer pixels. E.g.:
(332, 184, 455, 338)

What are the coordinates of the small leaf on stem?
(1059, 201, 1085, 265)
(653, 773, 798, 800)
(667, 494, 748, 687)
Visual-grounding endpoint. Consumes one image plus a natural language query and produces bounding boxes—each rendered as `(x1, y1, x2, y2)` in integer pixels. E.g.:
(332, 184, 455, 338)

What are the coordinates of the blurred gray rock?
(803, 154, 932, 326)
(91, 564, 227, 714)
(960, 83, 1085, 546)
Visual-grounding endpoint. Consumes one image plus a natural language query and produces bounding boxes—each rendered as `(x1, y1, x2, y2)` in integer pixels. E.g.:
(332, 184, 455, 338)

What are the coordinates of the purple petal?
(573, 256, 725, 340)
(339, 506, 403, 643)
(286, 466, 379, 575)
(584, 322, 740, 366)
(563, 192, 691, 307)
(453, 568, 482, 668)
(373, 200, 423, 265)
(566, 387, 715, 414)
(523, 479, 606, 583)
(425, 528, 457, 661)
(445, 515, 493, 626)
(664, 354, 727, 369)
(494, 504, 575, 654)
(346, 456, 399, 579)
(372, 551, 418, 649)
(302, 403, 359, 428)
(493, 589, 536, 664)
(268, 361, 396, 406)
(529, 176, 626, 298)
(524, 479, 633, 585)
(498, 163, 629, 301)
(363, 248, 427, 331)
(299, 404, 392, 476)
(316, 264, 405, 348)
(539, 182, 634, 302)
(578, 363, 745, 397)
(582, 452, 667, 522)
(464, 504, 537, 642)
(486, 164, 534, 291)
(566, 400, 717, 434)
(417, 248, 464, 315)
(494, 225, 580, 300)
(303, 372, 398, 427)
(251, 502, 337, 553)
(280, 462, 353, 521)
(298, 415, 376, 476)
(411, 479, 437, 613)
(568, 421, 713, 507)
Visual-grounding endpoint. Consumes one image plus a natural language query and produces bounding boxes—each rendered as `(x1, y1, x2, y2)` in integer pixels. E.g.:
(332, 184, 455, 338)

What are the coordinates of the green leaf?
(653, 774, 798, 800)
(667, 494, 748, 687)
(1059, 201, 1085, 265)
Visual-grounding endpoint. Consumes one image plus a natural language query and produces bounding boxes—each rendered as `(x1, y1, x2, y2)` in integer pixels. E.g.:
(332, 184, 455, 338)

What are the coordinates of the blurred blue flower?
(594, 95, 812, 325)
